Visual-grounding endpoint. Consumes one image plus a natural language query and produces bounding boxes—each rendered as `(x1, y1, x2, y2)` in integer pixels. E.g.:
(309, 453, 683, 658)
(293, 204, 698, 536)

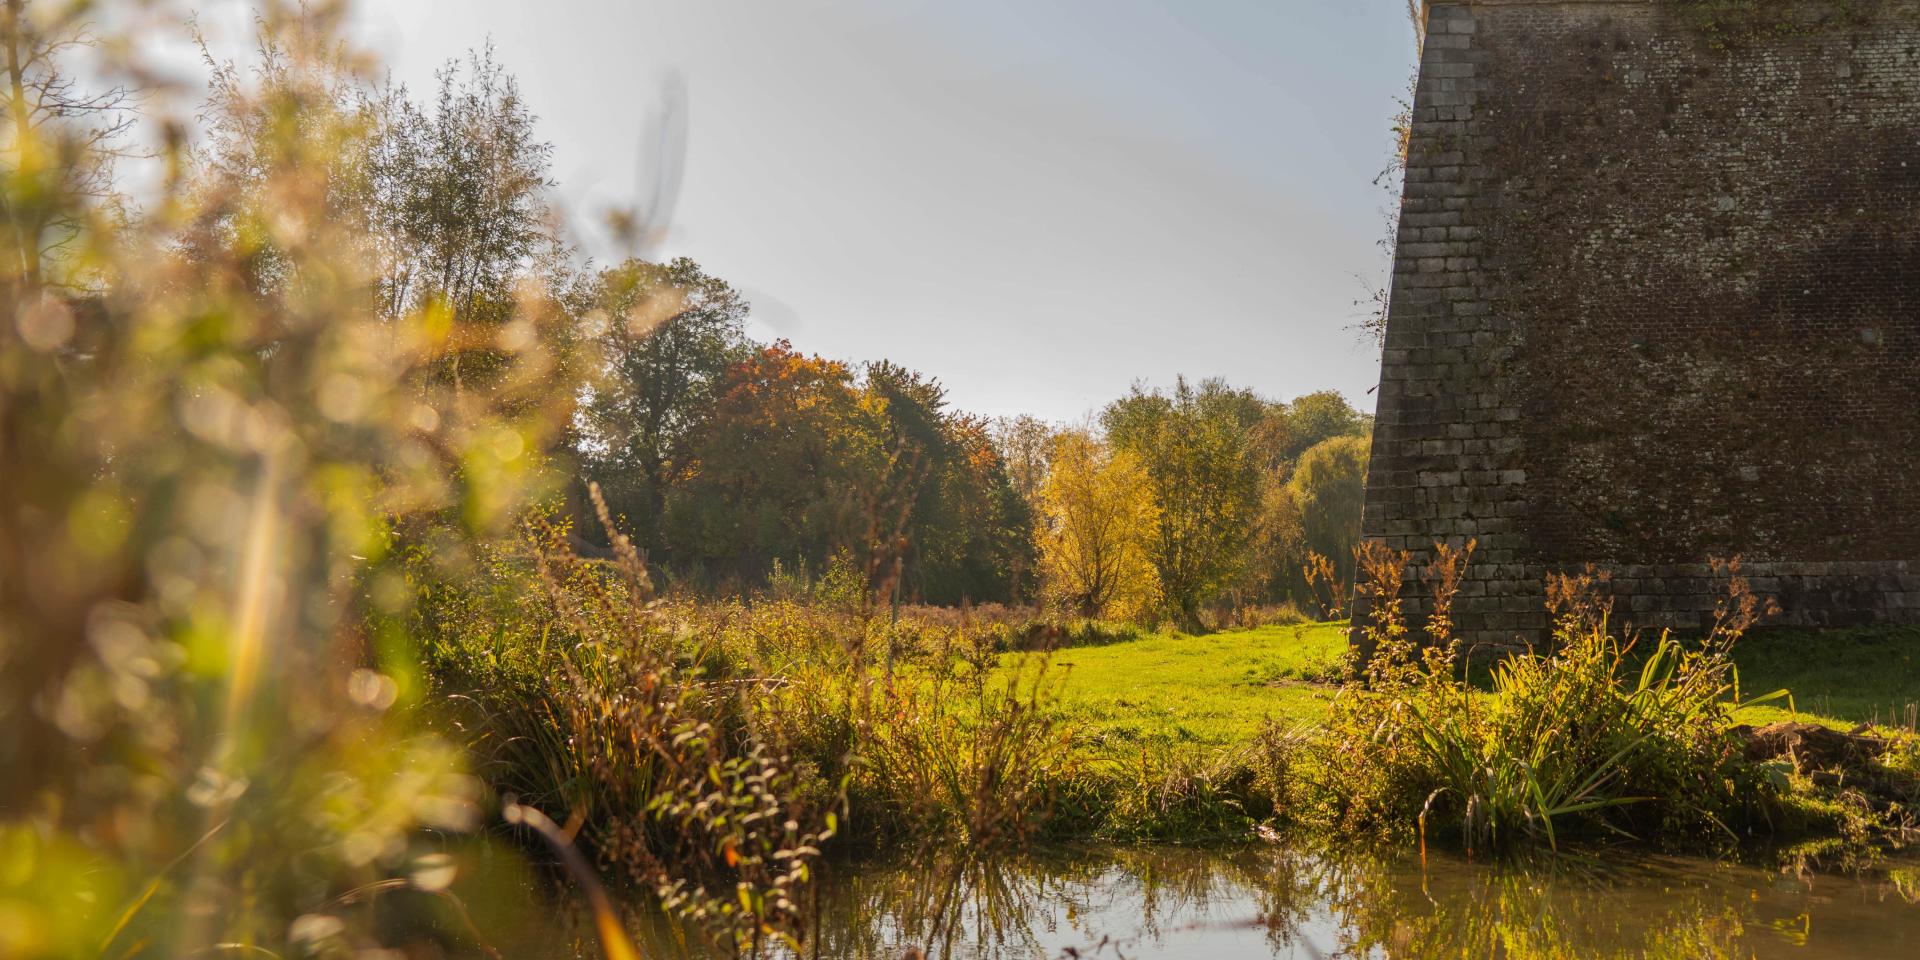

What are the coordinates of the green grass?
(1034, 622, 1348, 749)
(1024, 621, 1920, 748)
(1726, 625, 1920, 729)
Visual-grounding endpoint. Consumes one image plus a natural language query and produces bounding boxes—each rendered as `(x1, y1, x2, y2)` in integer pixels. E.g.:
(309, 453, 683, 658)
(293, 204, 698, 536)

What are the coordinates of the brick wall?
(1361, 0, 1920, 646)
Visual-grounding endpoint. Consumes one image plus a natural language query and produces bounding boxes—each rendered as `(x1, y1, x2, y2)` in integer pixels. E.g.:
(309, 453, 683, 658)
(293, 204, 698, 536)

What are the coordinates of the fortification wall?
(1362, 0, 1920, 644)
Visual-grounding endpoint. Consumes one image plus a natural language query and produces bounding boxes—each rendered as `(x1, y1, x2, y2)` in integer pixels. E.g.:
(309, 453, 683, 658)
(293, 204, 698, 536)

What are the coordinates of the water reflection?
(584, 843, 1920, 959)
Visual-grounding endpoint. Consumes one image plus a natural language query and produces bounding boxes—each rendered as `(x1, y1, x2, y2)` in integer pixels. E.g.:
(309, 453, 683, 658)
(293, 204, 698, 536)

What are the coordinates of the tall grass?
(1295, 544, 1799, 851)
(422, 500, 846, 954)
(414, 496, 1126, 950)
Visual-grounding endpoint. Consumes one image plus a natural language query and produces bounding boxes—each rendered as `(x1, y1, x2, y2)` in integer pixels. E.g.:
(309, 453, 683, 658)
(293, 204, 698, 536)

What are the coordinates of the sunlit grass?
(1021, 620, 1920, 753)
(1033, 622, 1347, 748)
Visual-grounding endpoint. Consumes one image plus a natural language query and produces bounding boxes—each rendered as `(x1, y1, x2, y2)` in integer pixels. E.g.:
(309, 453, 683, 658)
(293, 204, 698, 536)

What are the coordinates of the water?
(508, 843, 1920, 959)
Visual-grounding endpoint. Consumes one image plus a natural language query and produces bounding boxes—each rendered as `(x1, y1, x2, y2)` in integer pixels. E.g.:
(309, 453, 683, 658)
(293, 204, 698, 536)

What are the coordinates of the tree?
(1243, 464, 1308, 604)
(810, 359, 1029, 607)
(1288, 433, 1372, 587)
(577, 256, 751, 551)
(362, 45, 559, 328)
(1103, 377, 1262, 629)
(366, 46, 564, 397)
(1279, 390, 1370, 463)
(910, 414, 1031, 605)
(990, 414, 1055, 510)
(1034, 430, 1157, 620)
(989, 414, 1057, 602)
(1, 0, 135, 297)
(662, 346, 1031, 605)
(1233, 390, 1373, 606)
(197, 32, 566, 398)
(851, 359, 950, 606)
(664, 340, 867, 585)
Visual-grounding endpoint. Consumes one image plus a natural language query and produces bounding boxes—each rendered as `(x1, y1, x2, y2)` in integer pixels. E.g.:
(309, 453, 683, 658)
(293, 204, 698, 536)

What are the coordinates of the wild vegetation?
(2, 3, 1917, 959)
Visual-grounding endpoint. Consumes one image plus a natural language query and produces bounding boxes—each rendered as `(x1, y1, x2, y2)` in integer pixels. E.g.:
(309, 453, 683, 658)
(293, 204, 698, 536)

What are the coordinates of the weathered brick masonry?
(1361, 0, 1920, 645)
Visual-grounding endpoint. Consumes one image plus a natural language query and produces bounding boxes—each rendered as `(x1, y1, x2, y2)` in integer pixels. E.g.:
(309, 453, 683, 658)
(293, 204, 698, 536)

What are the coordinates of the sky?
(192, 1, 1420, 423)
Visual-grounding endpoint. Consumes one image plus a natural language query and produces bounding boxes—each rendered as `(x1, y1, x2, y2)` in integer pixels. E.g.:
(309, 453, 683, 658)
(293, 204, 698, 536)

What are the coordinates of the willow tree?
(1289, 433, 1372, 588)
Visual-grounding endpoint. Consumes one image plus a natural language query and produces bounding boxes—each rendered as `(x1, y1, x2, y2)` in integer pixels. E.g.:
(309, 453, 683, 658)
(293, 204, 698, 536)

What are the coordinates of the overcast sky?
(194, 1, 1418, 422)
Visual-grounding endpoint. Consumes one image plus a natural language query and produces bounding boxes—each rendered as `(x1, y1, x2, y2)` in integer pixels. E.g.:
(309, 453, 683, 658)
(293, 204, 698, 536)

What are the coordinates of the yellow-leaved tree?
(1033, 429, 1158, 621)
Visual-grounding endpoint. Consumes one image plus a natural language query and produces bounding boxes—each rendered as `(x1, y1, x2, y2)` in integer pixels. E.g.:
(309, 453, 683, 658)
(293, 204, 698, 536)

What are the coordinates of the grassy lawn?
(1036, 622, 1348, 749)
(1024, 621, 1920, 748)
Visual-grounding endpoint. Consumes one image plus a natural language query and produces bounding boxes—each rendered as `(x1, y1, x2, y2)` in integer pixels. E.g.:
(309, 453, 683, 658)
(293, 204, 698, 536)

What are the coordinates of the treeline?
(577, 270, 1027, 606)
(1021, 383, 1370, 628)
(576, 266, 1373, 623)
(187, 32, 1377, 621)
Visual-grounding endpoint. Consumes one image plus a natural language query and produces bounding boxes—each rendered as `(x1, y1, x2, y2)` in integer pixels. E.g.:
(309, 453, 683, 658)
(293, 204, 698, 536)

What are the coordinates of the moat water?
(489, 842, 1920, 959)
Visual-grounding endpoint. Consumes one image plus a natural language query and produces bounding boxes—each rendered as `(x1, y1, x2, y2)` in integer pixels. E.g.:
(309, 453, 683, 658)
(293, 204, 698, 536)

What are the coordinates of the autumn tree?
(803, 359, 1028, 606)
(659, 344, 1030, 603)
(577, 256, 751, 551)
(664, 340, 867, 584)
(1102, 377, 1262, 629)
(847, 359, 949, 605)
(1033, 430, 1157, 620)
(989, 414, 1056, 602)
(909, 413, 1031, 605)
(990, 414, 1055, 510)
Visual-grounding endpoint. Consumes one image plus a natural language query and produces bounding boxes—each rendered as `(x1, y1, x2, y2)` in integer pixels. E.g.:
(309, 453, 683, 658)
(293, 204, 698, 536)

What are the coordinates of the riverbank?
(414, 533, 1920, 952)
(1038, 620, 1920, 745)
(1034, 617, 1920, 848)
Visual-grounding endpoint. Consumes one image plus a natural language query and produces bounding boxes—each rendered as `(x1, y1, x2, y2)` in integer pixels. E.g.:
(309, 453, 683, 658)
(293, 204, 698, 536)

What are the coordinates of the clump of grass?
(848, 654, 1077, 849)
(1083, 742, 1271, 840)
(1294, 544, 1798, 852)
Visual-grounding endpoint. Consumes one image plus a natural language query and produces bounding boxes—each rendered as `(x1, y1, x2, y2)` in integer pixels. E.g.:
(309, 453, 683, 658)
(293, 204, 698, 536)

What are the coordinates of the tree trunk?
(3, 0, 43, 294)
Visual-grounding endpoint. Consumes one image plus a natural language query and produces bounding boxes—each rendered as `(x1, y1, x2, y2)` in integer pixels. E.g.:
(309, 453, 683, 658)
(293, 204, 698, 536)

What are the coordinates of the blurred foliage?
(0, 1, 580, 955)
